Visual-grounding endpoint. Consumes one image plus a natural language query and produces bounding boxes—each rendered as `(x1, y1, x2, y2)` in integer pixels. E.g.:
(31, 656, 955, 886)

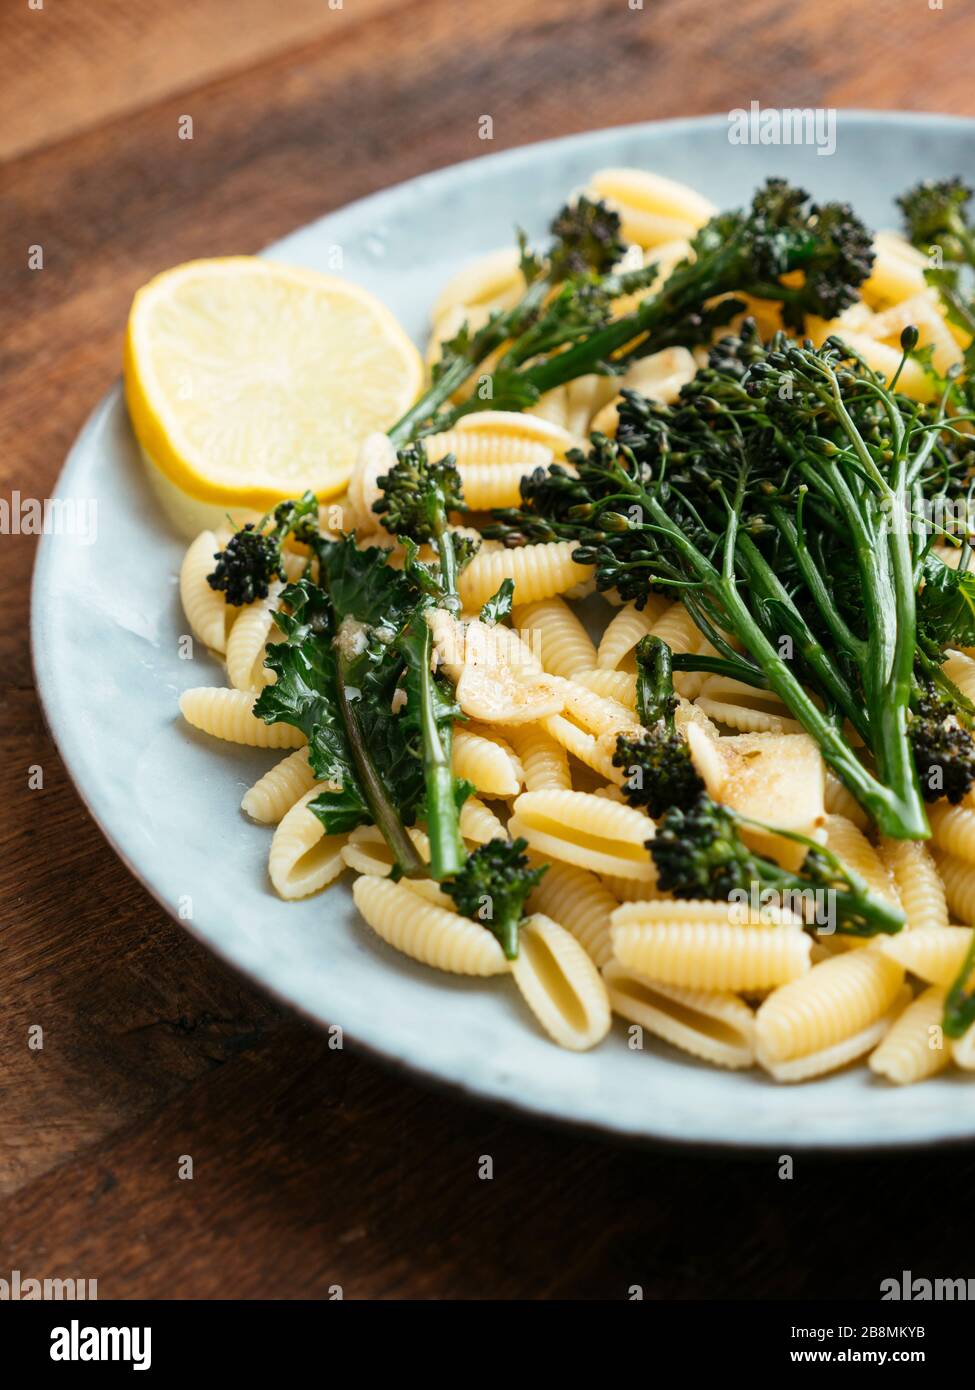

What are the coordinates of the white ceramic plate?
(32, 114, 975, 1149)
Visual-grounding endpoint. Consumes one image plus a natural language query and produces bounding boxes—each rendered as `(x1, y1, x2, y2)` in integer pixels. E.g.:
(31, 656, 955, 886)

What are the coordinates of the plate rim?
(31, 111, 975, 1152)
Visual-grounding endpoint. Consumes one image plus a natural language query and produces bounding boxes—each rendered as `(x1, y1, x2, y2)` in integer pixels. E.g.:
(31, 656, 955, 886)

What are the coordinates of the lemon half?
(124, 257, 423, 530)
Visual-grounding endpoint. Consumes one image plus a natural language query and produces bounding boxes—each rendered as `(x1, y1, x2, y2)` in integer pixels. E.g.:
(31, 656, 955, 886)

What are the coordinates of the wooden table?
(3, 0, 973, 1300)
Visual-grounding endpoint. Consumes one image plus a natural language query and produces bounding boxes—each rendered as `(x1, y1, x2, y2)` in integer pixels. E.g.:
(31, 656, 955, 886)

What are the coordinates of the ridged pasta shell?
(225, 580, 283, 692)
(528, 859, 618, 968)
(877, 838, 949, 931)
(510, 914, 611, 1050)
(928, 802, 975, 864)
(504, 724, 572, 792)
(352, 876, 509, 976)
(452, 727, 523, 797)
(510, 789, 654, 880)
(458, 541, 593, 613)
(879, 925, 973, 985)
(575, 669, 637, 708)
(542, 714, 624, 786)
(759, 987, 911, 1083)
(241, 747, 315, 824)
(611, 908, 810, 992)
(596, 598, 668, 670)
(602, 962, 756, 1069)
(755, 949, 905, 1064)
(513, 597, 597, 679)
(179, 530, 227, 652)
(340, 826, 451, 907)
(869, 985, 950, 1085)
(268, 789, 347, 900)
(179, 687, 305, 748)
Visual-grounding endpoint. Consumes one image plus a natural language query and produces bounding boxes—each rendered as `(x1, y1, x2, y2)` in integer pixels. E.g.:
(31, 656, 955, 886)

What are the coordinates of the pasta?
(596, 598, 670, 670)
(179, 686, 305, 748)
(179, 530, 228, 653)
(611, 902, 811, 991)
(241, 747, 316, 824)
(225, 581, 283, 692)
(353, 876, 509, 976)
(755, 950, 905, 1066)
(527, 858, 618, 967)
(452, 726, 524, 797)
(868, 985, 950, 1085)
(458, 541, 593, 612)
(269, 790, 348, 900)
(602, 962, 756, 1070)
(166, 161, 975, 1085)
(510, 789, 655, 879)
(513, 597, 597, 679)
(510, 914, 612, 1050)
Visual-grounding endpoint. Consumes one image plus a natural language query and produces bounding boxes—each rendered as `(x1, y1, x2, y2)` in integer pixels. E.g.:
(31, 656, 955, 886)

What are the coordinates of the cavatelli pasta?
(179, 687, 306, 749)
(457, 461, 539, 510)
(942, 650, 975, 705)
(602, 962, 756, 1069)
(513, 597, 597, 679)
(880, 926, 974, 984)
(452, 726, 524, 797)
(430, 247, 524, 322)
(241, 747, 316, 824)
(459, 795, 508, 845)
(869, 985, 950, 1085)
(758, 989, 910, 1083)
(505, 723, 572, 791)
(927, 802, 975, 864)
(458, 541, 593, 612)
(340, 825, 451, 907)
(611, 901, 810, 991)
(268, 789, 348, 899)
(542, 713, 624, 785)
(952, 1021, 975, 1070)
(575, 668, 637, 708)
(755, 949, 905, 1065)
(225, 581, 283, 692)
(587, 167, 715, 246)
(824, 770, 870, 829)
(825, 815, 900, 908)
(877, 837, 949, 931)
(527, 858, 618, 967)
(179, 530, 227, 652)
(931, 850, 975, 924)
(694, 699, 804, 736)
(510, 789, 655, 879)
(510, 913, 612, 1050)
(559, 679, 638, 737)
(352, 875, 509, 976)
(596, 598, 669, 670)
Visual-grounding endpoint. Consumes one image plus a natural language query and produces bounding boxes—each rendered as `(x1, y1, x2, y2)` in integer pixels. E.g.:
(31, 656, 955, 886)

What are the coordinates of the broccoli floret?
(897, 177, 975, 264)
(373, 442, 470, 613)
(373, 442, 464, 542)
(612, 636, 704, 817)
(547, 195, 627, 279)
(443, 837, 546, 959)
(207, 491, 318, 606)
(910, 687, 975, 804)
(650, 794, 904, 937)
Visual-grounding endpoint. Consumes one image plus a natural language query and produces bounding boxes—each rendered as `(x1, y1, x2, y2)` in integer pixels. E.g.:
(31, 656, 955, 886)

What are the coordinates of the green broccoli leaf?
(479, 578, 515, 625)
(918, 553, 975, 650)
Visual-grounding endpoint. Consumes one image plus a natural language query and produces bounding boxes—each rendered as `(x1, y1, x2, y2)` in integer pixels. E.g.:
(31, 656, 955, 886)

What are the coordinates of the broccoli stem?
(387, 275, 554, 446)
(411, 620, 466, 881)
(630, 485, 924, 838)
(334, 655, 425, 880)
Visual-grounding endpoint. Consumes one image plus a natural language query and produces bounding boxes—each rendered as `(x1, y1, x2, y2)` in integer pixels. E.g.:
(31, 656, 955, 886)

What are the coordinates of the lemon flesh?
(124, 257, 423, 517)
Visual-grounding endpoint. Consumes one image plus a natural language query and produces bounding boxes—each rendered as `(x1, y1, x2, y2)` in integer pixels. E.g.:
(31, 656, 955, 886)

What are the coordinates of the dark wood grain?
(2, 0, 974, 1300)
